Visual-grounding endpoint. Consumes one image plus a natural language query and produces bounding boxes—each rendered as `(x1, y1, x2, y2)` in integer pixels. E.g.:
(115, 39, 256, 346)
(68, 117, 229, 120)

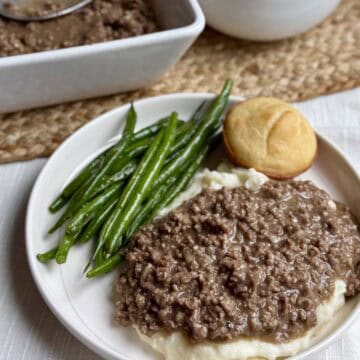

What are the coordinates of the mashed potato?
(137, 165, 346, 360)
(136, 280, 346, 360)
(159, 163, 268, 216)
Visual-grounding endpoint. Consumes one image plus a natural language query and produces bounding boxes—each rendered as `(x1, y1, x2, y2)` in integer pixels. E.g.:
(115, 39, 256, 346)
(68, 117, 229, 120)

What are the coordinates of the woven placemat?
(0, 0, 359, 163)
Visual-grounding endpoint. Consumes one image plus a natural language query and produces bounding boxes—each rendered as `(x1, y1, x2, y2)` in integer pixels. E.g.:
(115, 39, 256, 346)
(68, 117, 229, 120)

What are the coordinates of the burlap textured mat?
(0, 0, 359, 163)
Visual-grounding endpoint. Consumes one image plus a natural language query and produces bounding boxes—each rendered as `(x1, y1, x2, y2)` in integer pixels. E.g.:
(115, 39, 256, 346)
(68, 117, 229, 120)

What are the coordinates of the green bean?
(49, 105, 135, 215)
(50, 110, 199, 216)
(129, 146, 208, 239)
(142, 127, 220, 212)
(164, 115, 221, 166)
(94, 118, 203, 198)
(67, 183, 122, 235)
(83, 234, 107, 274)
(104, 122, 190, 187)
(145, 146, 208, 224)
(48, 174, 98, 234)
(125, 176, 176, 239)
(95, 249, 106, 268)
(37, 247, 58, 263)
(49, 117, 161, 213)
(107, 110, 197, 175)
(55, 231, 81, 264)
(131, 117, 170, 142)
(153, 80, 232, 189)
(122, 137, 152, 158)
(108, 118, 195, 175)
(167, 102, 207, 153)
(101, 112, 178, 255)
(48, 105, 136, 233)
(125, 141, 209, 238)
(86, 253, 123, 278)
(48, 115, 183, 214)
(97, 160, 138, 194)
(48, 197, 67, 214)
(75, 105, 136, 204)
(80, 197, 118, 243)
(48, 154, 105, 213)
(84, 118, 187, 198)
(107, 122, 188, 177)
(68, 122, 191, 215)
(169, 120, 198, 155)
(69, 160, 136, 215)
(108, 161, 138, 182)
(106, 113, 178, 253)
(50, 120, 185, 231)
(90, 130, 163, 258)
(192, 100, 208, 121)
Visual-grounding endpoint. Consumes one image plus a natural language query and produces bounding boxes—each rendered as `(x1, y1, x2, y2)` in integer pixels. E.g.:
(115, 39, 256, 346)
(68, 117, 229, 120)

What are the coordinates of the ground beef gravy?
(116, 181, 360, 343)
(0, 0, 158, 57)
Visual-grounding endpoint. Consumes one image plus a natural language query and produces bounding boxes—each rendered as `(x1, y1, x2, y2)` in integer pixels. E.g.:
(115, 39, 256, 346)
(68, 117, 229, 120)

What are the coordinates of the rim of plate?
(26, 93, 360, 360)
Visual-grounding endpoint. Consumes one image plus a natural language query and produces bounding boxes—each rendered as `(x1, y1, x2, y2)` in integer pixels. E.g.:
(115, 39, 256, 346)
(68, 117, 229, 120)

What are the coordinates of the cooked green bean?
(48, 196, 67, 214)
(50, 120, 187, 230)
(48, 154, 105, 213)
(80, 197, 118, 243)
(95, 249, 106, 268)
(167, 101, 207, 154)
(91, 130, 163, 259)
(75, 105, 136, 205)
(106, 113, 178, 254)
(105, 122, 192, 183)
(125, 138, 210, 237)
(67, 183, 122, 235)
(48, 105, 137, 214)
(168, 120, 198, 155)
(48, 105, 136, 233)
(48, 174, 97, 233)
(91, 161, 137, 198)
(125, 177, 176, 239)
(55, 231, 81, 264)
(129, 146, 208, 238)
(131, 117, 169, 142)
(48, 115, 185, 214)
(93, 114, 205, 198)
(49, 108, 202, 214)
(37, 247, 58, 263)
(84, 236, 107, 274)
(146, 146, 208, 224)
(86, 253, 123, 278)
(100, 113, 178, 255)
(152, 80, 232, 189)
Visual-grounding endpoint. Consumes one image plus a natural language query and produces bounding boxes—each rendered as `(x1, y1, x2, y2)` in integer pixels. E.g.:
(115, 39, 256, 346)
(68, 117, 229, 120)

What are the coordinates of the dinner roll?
(223, 97, 317, 179)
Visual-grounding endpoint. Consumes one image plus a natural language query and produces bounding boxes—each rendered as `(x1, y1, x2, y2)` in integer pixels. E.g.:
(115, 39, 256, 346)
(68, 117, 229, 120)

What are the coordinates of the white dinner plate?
(26, 94, 360, 360)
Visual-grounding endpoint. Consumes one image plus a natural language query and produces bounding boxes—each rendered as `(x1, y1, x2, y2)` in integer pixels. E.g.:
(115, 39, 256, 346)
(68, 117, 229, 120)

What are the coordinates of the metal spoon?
(0, 0, 92, 21)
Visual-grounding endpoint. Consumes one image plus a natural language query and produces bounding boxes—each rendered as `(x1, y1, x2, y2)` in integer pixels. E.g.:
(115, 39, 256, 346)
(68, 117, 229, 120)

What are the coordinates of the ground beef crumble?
(0, 0, 158, 57)
(116, 180, 360, 343)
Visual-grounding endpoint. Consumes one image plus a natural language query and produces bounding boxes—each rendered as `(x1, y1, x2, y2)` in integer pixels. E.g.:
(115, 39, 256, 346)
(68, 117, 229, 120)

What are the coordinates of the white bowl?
(198, 0, 340, 41)
(26, 93, 360, 360)
(0, 0, 205, 113)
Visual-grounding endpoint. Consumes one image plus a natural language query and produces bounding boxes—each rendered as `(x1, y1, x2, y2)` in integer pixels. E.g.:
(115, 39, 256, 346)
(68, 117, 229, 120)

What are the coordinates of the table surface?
(0, 89, 359, 360)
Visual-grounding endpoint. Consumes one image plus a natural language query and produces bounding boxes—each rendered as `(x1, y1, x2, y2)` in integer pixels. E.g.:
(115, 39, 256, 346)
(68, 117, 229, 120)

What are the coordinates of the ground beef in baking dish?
(116, 180, 360, 343)
(0, 0, 158, 57)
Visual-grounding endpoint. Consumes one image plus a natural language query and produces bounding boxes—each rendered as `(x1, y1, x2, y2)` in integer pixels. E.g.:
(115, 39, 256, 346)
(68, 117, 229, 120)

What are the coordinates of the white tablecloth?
(0, 88, 359, 360)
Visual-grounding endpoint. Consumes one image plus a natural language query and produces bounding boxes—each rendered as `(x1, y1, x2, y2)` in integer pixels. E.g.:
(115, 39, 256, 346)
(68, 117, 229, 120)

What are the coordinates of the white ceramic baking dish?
(0, 0, 205, 113)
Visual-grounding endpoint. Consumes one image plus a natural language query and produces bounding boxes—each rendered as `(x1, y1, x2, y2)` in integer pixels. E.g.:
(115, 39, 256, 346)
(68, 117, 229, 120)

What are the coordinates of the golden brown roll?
(223, 97, 317, 179)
